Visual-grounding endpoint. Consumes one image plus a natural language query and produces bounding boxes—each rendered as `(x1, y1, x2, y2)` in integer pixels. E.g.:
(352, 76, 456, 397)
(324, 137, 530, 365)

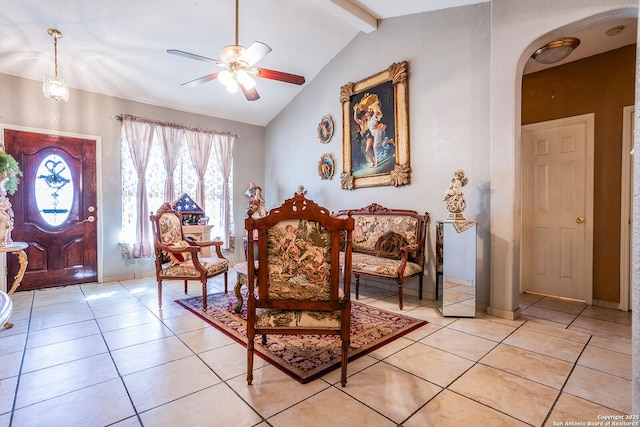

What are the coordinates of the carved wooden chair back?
(245, 193, 354, 386)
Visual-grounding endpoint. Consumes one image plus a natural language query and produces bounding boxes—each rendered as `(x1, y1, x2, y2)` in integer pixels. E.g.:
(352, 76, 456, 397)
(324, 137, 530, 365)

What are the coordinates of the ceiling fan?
(167, 0, 305, 101)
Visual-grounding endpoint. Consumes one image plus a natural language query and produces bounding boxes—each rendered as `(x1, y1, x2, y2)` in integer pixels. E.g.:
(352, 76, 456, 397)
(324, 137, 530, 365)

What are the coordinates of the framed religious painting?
(339, 61, 410, 189)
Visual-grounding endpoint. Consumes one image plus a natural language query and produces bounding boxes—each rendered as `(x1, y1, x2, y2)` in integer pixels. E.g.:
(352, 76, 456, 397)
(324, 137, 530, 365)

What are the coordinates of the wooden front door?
(4, 129, 98, 290)
(521, 114, 593, 301)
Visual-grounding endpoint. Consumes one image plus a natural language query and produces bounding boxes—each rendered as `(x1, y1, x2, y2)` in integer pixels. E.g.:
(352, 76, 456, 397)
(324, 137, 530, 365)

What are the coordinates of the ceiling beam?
(310, 0, 378, 33)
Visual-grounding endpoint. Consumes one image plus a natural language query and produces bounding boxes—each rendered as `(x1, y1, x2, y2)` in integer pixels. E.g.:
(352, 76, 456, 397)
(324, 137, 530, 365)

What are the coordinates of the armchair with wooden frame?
(245, 193, 354, 386)
(150, 202, 229, 309)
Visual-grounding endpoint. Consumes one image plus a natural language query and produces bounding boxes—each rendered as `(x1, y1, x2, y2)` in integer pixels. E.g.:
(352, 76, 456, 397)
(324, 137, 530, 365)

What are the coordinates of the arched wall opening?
(488, 5, 638, 320)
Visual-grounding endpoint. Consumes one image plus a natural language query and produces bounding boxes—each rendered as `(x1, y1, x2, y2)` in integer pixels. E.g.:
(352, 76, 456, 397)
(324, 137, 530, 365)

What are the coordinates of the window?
(120, 129, 233, 257)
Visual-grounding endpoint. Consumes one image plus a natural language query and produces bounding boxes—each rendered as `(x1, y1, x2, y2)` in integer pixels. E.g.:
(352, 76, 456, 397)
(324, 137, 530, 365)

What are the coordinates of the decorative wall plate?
(318, 153, 335, 180)
(317, 115, 334, 143)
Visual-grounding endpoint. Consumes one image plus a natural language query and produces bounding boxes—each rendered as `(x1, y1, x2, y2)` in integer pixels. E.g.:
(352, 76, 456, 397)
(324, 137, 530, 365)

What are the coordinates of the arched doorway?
(519, 16, 636, 309)
(488, 6, 639, 320)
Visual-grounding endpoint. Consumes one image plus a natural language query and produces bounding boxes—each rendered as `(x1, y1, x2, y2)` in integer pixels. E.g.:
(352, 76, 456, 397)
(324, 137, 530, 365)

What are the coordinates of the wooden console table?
(0, 242, 29, 328)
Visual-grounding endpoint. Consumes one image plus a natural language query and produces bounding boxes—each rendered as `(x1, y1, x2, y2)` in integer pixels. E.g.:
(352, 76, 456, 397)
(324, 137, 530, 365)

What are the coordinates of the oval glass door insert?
(35, 154, 74, 226)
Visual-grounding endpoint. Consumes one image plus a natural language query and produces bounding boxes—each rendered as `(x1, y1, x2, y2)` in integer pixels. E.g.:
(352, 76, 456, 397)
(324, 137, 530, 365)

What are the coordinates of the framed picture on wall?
(317, 153, 335, 180)
(317, 115, 334, 143)
(339, 61, 410, 189)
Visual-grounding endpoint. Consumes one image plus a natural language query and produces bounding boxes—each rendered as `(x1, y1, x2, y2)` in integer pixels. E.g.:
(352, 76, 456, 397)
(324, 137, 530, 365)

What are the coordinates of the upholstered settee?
(334, 203, 429, 310)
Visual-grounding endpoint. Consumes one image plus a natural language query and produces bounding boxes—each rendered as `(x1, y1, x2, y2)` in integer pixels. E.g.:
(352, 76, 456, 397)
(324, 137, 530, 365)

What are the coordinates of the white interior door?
(620, 106, 634, 310)
(521, 114, 594, 301)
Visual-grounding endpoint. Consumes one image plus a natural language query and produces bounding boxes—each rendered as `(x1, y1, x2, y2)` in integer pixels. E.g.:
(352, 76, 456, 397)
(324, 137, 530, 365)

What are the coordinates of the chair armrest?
(189, 240, 227, 260)
(155, 241, 199, 254)
(401, 243, 419, 252)
(190, 240, 223, 248)
(396, 244, 420, 274)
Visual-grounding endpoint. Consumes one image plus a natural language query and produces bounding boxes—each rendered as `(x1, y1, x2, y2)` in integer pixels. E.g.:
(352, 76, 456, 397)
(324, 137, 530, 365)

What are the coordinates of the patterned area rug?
(176, 292, 427, 383)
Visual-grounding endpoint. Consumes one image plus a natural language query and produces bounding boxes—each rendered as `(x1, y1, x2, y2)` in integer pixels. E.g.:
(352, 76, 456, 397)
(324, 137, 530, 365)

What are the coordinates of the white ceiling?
(523, 17, 637, 74)
(0, 1, 635, 126)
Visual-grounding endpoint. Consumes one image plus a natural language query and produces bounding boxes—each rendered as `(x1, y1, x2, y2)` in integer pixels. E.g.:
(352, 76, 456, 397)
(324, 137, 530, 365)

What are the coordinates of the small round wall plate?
(317, 115, 334, 143)
(318, 153, 335, 180)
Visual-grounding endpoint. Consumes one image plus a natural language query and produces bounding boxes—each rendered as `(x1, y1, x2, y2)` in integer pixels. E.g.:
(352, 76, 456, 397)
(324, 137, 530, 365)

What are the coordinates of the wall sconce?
(531, 37, 580, 64)
(43, 28, 69, 102)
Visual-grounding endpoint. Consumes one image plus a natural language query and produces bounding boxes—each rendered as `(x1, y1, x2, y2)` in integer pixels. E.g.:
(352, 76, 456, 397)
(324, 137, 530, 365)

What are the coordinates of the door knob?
(576, 216, 584, 224)
(83, 215, 95, 223)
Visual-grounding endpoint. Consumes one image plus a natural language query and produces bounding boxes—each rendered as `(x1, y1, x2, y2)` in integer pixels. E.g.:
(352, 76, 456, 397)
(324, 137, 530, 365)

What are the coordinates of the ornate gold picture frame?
(317, 115, 333, 143)
(340, 61, 410, 189)
(318, 153, 335, 180)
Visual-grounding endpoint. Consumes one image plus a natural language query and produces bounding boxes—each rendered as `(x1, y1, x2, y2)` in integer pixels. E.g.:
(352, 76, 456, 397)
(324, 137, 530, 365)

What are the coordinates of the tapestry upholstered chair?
(150, 202, 229, 309)
(245, 193, 354, 386)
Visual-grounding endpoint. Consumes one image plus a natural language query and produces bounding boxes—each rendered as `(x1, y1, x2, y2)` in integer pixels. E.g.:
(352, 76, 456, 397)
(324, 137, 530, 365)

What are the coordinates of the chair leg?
(398, 279, 404, 310)
(262, 334, 267, 345)
(202, 279, 208, 310)
(341, 338, 349, 387)
(355, 274, 360, 300)
(247, 337, 254, 385)
(224, 271, 228, 294)
(158, 280, 163, 308)
(419, 274, 423, 300)
(183, 280, 187, 294)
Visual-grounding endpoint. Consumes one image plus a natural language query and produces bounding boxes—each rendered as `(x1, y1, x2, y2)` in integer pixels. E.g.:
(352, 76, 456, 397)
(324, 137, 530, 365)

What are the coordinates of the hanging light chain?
(47, 28, 63, 79)
(53, 33, 59, 78)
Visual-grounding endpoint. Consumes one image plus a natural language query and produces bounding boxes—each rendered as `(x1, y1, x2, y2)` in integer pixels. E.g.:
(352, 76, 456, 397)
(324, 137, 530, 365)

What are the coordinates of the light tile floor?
(0, 274, 633, 427)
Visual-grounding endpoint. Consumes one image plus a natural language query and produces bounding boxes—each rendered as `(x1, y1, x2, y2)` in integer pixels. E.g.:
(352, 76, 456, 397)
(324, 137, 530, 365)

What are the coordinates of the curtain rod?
(115, 114, 238, 138)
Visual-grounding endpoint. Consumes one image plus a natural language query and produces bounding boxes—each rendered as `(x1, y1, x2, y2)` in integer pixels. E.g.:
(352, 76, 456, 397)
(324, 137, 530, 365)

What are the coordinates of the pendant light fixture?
(43, 28, 69, 102)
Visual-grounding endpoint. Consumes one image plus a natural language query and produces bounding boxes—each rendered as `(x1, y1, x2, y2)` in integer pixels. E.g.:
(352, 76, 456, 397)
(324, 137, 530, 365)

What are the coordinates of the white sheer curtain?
(212, 133, 235, 249)
(185, 130, 214, 212)
(122, 118, 155, 258)
(155, 126, 184, 203)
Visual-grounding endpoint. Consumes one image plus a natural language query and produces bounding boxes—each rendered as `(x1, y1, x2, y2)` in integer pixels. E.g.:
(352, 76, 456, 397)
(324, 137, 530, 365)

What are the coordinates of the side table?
(0, 242, 29, 329)
(436, 221, 477, 317)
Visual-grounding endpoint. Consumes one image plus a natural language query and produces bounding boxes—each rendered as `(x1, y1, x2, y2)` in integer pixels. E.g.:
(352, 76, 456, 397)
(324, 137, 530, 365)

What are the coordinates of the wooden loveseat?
(334, 203, 429, 310)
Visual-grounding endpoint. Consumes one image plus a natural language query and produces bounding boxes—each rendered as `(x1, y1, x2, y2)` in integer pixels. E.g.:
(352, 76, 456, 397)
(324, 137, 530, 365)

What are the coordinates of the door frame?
(0, 124, 103, 289)
(520, 113, 594, 304)
(620, 106, 634, 311)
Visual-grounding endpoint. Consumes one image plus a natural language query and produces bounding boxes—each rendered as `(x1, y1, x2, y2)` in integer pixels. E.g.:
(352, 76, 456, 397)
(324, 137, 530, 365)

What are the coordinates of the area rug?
(176, 292, 427, 383)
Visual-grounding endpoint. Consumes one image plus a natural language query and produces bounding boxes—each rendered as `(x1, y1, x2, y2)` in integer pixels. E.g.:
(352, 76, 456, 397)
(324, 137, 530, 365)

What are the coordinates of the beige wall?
(522, 45, 636, 303)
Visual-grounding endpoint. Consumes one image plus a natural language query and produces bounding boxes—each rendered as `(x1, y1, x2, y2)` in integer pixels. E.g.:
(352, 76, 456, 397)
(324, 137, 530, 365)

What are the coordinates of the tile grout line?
(6, 290, 35, 426)
(80, 283, 146, 427)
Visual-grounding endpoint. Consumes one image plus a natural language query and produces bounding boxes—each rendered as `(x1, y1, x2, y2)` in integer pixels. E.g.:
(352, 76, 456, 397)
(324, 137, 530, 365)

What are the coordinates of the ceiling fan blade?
(255, 68, 305, 85)
(167, 49, 220, 65)
(181, 73, 219, 88)
(240, 83, 260, 101)
(239, 41, 271, 67)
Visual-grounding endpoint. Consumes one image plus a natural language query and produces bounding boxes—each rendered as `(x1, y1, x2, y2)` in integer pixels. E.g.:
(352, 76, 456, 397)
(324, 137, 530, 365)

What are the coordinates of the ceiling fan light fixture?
(225, 79, 239, 93)
(220, 45, 244, 64)
(218, 70, 233, 86)
(531, 37, 580, 64)
(237, 69, 256, 90)
(43, 28, 69, 102)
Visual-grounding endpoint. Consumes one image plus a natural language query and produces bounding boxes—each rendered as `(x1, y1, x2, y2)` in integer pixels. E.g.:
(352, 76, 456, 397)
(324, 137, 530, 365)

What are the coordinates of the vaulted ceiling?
(0, 1, 634, 126)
